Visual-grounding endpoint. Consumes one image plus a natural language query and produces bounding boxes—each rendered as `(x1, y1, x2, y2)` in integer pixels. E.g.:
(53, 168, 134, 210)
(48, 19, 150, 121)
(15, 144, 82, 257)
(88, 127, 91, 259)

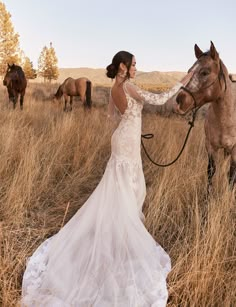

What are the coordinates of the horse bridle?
(178, 59, 227, 113)
(141, 59, 227, 168)
(185, 59, 227, 95)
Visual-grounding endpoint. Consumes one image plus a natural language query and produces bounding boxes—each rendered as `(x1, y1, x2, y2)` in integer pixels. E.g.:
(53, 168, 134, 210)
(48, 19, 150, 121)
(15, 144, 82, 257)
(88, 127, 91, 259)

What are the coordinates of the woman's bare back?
(111, 82, 128, 115)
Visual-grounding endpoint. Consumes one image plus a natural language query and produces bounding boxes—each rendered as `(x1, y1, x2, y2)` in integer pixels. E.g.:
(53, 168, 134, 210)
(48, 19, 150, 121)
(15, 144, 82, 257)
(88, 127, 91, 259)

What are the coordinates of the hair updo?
(106, 51, 134, 79)
(106, 63, 117, 79)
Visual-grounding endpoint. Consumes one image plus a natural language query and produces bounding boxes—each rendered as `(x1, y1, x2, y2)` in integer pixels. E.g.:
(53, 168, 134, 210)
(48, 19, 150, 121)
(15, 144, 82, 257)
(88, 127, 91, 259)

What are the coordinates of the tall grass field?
(0, 83, 235, 306)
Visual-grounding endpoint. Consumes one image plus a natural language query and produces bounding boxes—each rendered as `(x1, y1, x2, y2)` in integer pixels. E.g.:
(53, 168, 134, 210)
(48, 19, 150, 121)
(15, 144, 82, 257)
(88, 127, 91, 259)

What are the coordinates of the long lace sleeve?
(124, 81, 182, 106)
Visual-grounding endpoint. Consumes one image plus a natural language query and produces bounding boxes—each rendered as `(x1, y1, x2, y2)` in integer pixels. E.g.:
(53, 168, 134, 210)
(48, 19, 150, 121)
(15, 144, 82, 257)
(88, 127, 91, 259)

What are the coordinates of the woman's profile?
(21, 50, 192, 306)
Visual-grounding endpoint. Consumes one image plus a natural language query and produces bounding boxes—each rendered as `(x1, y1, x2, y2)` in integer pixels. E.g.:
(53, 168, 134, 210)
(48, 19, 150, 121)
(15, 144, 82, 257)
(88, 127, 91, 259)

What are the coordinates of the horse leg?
(85, 80, 92, 108)
(205, 138, 218, 195)
(64, 95, 68, 112)
(9, 90, 17, 109)
(69, 96, 73, 111)
(207, 154, 216, 193)
(9, 96, 16, 109)
(81, 94, 86, 109)
(229, 146, 236, 187)
(12, 98, 16, 109)
(13, 94, 18, 109)
(7, 88, 12, 108)
(20, 93, 24, 110)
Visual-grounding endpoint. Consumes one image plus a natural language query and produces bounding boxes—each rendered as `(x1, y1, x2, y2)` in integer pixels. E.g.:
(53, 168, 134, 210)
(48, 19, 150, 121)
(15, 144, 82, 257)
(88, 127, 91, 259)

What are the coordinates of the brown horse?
(175, 41, 236, 190)
(3, 64, 27, 110)
(54, 77, 92, 111)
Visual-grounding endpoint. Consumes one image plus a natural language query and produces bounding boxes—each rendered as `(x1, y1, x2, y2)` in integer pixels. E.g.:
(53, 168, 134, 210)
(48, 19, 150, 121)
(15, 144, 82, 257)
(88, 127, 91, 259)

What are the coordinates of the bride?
(21, 51, 192, 306)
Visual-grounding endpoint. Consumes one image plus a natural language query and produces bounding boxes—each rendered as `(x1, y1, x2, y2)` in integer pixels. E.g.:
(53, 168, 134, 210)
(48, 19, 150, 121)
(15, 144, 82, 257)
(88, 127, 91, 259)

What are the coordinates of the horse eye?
(200, 70, 210, 77)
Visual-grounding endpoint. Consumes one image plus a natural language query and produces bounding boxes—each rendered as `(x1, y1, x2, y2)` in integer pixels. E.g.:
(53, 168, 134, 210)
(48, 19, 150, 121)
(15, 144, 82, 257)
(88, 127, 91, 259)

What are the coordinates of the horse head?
(3, 64, 27, 110)
(175, 41, 228, 114)
(3, 64, 20, 87)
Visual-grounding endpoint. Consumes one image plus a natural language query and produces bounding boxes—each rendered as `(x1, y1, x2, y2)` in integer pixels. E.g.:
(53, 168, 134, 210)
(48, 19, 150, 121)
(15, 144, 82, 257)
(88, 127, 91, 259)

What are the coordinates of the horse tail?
(86, 80, 92, 108)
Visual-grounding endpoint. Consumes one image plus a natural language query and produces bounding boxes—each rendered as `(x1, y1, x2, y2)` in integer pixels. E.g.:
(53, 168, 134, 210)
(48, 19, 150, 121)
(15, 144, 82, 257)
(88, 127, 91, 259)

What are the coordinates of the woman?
(21, 51, 192, 306)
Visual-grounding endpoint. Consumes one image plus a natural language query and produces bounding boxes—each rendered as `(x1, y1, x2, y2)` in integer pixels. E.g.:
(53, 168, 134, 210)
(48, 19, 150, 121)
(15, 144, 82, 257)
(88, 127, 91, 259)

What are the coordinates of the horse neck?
(16, 67, 24, 77)
(55, 85, 63, 98)
(211, 77, 235, 122)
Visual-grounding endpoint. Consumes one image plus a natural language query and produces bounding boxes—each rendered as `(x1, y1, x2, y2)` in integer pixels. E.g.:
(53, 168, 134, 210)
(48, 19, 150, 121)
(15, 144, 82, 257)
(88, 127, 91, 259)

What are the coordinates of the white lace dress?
(21, 80, 181, 307)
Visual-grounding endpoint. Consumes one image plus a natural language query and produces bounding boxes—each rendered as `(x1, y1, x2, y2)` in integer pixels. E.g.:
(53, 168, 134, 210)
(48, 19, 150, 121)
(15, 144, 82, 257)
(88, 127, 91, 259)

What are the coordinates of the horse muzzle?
(175, 90, 195, 114)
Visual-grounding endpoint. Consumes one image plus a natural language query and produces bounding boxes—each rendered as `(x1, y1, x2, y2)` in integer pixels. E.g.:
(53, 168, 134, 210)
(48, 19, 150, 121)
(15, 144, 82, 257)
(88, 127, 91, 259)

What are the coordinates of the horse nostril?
(176, 92, 186, 105)
(176, 94, 181, 105)
(3, 80, 6, 86)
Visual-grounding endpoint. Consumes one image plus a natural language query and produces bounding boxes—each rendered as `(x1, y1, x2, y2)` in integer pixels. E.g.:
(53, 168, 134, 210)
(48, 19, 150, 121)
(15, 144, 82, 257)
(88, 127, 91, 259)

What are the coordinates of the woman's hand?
(180, 71, 194, 86)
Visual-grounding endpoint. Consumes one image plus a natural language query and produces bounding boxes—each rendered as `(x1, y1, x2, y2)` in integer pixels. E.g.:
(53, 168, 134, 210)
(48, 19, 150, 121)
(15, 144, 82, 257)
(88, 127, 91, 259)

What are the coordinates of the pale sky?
(2, 0, 236, 73)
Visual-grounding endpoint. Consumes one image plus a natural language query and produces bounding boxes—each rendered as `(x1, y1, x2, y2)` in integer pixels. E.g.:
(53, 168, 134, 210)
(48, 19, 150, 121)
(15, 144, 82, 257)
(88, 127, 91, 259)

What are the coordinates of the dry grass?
(0, 83, 235, 307)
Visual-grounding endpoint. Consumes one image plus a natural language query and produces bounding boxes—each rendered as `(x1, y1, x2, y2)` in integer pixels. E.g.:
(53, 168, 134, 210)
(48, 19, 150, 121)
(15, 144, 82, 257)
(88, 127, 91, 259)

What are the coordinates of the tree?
(0, 2, 21, 75)
(37, 46, 47, 81)
(23, 56, 37, 80)
(38, 42, 59, 82)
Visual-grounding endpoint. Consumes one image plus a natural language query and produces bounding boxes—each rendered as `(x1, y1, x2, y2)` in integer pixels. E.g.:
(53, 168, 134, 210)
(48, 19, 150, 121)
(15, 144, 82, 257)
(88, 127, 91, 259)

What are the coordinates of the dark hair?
(106, 51, 134, 79)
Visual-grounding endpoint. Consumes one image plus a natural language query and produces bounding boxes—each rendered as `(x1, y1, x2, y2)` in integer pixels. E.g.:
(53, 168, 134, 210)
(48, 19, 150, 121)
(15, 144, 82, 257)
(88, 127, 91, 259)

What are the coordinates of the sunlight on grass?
(0, 84, 235, 306)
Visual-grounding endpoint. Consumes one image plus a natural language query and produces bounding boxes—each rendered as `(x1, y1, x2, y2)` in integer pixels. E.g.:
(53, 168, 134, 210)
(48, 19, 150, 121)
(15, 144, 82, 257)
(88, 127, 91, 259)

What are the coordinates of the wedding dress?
(21, 80, 181, 307)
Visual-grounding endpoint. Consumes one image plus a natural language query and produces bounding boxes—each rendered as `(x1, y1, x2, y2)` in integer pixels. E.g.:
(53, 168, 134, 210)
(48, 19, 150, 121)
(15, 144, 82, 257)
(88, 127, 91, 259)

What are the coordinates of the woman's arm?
(124, 72, 193, 106)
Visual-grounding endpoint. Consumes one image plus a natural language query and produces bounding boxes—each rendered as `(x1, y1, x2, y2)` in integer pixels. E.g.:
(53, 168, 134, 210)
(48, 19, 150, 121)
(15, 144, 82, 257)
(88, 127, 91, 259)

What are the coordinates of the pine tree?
(23, 56, 37, 80)
(38, 42, 59, 82)
(0, 2, 21, 75)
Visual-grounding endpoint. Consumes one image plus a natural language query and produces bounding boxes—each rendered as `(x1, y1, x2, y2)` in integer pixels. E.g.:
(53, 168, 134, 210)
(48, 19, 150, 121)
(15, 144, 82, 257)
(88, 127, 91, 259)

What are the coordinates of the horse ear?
(210, 41, 219, 61)
(194, 44, 203, 59)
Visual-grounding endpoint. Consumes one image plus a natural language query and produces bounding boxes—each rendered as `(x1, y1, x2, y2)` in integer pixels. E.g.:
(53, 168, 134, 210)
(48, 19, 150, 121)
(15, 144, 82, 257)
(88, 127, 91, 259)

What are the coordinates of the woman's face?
(129, 56, 137, 78)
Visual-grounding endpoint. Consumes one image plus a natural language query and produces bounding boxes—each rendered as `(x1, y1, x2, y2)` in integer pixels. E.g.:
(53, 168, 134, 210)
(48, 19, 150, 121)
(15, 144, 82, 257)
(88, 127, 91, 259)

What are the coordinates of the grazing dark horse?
(54, 77, 92, 111)
(3, 64, 27, 110)
(175, 41, 236, 191)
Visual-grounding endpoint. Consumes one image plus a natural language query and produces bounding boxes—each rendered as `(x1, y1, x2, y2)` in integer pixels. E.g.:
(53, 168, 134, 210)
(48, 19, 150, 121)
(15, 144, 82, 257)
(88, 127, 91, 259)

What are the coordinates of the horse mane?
(13, 64, 23, 71)
(62, 77, 72, 84)
(55, 85, 63, 99)
(200, 51, 209, 57)
(9, 64, 26, 79)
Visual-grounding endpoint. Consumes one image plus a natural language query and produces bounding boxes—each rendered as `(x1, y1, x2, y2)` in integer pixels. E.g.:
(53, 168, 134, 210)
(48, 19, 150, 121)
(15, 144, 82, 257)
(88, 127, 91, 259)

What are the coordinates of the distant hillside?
(57, 67, 186, 86)
(58, 68, 109, 85)
(135, 71, 185, 86)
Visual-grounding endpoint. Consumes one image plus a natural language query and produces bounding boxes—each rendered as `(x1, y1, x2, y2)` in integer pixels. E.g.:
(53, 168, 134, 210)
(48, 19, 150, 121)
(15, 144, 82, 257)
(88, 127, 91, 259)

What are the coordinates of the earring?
(117, 70, 127, 78)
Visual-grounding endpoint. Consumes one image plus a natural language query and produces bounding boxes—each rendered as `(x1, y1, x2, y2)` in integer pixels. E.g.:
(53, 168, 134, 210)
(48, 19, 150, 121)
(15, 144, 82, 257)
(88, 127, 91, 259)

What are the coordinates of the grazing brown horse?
(54, 77, 92, 111)
(175, 41, 236, 190)
(3, 64, 27, 110)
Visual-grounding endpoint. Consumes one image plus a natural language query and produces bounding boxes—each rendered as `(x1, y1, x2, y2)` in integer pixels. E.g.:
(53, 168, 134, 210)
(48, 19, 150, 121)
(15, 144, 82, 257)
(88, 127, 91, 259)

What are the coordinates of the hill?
(57, 67, 186, 86)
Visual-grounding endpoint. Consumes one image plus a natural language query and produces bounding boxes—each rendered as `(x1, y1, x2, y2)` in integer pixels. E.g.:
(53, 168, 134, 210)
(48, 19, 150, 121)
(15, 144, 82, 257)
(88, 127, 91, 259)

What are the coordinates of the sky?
(2, 0, 236, 73)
